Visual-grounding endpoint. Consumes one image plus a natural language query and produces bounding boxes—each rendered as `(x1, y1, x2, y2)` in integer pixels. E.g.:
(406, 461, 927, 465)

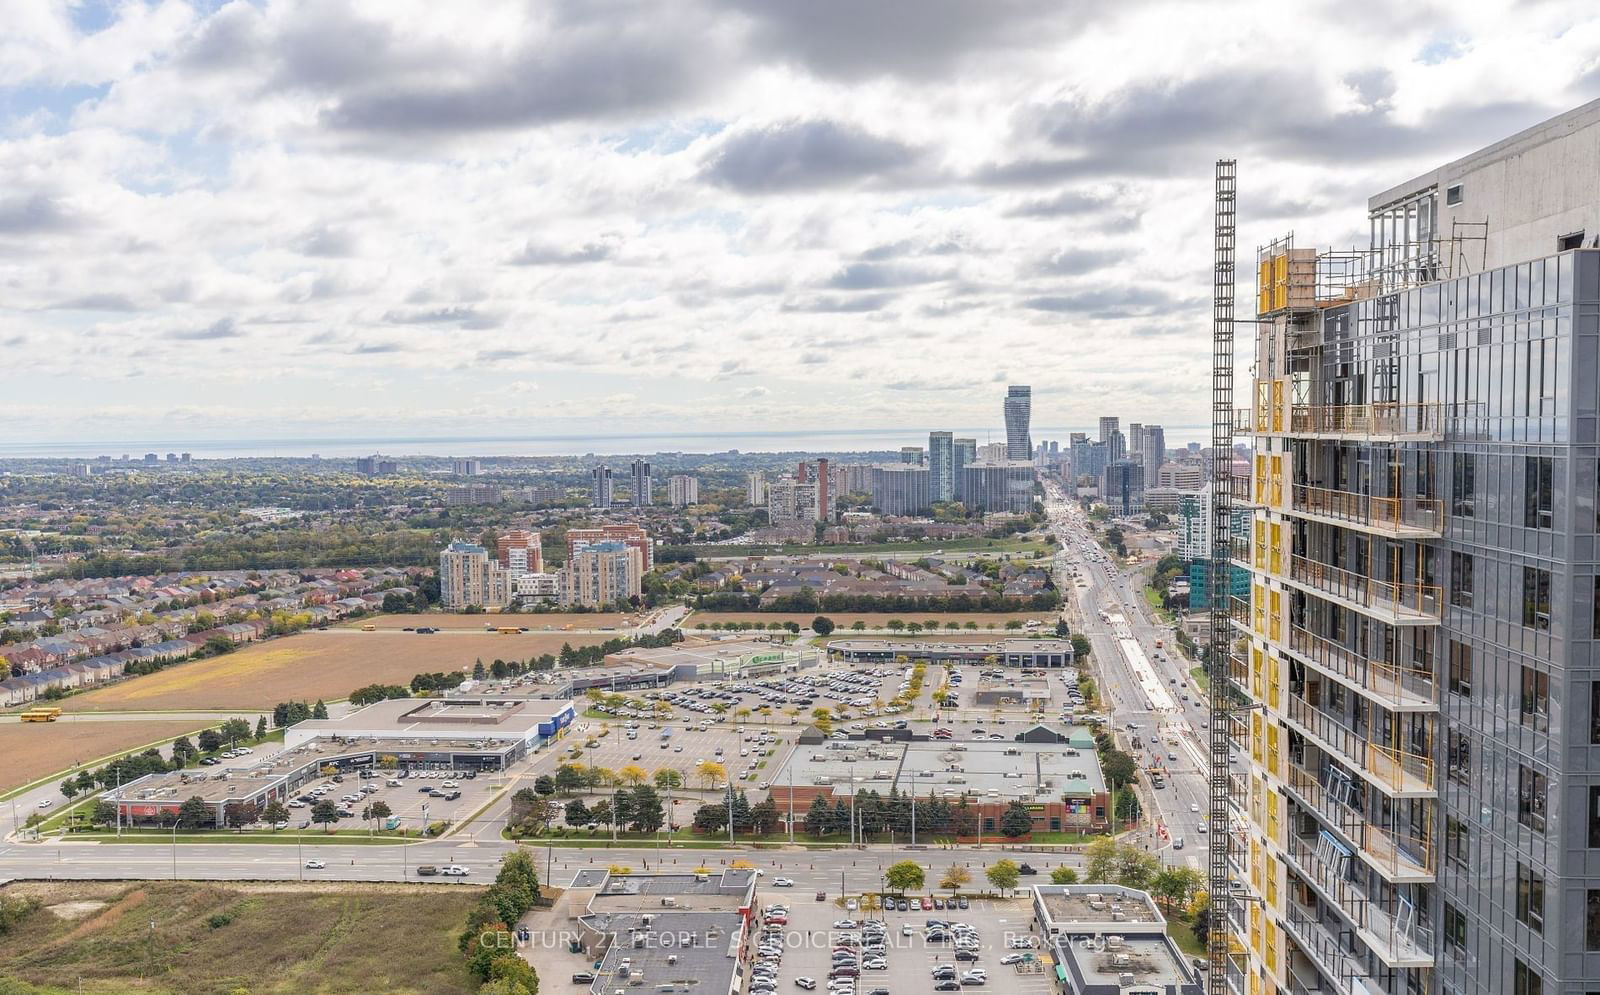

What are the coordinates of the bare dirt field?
(58, 631, 610, 713)
(685, 611, 1055, 628)
(0, 719, 213, 792)
(345, 611, 638, 630)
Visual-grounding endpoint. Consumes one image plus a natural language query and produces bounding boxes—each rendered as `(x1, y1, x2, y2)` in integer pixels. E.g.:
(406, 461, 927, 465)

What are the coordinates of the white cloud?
(0, 0, 1597, 447)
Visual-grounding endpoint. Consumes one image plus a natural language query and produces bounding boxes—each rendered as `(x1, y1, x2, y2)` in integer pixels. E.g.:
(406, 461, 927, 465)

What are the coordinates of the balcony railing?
(1291, 484, 1444, 538)
(1230, 472, 1258, 505)
(1285, 697, 1436, 796)
(1233, 408, 1255, 434)
(1284, 904, 1372, 991)
(1286, 763, 1434, 882)
(1288, 555, 1442, 624)
(1287, 626, 1437, 710)
(1285, 839, 1433, 968)
(1289, 402, 1445, 439)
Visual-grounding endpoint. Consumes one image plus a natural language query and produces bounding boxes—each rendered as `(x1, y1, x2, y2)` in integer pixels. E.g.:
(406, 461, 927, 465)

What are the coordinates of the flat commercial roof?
(1039, 887, 1164, 927)
(581, 910, 744, 995)
(285, 696, 574, 744)
(772, 739, 1104, 800)
(1076, 935, 1196, 991)
(1033, 885, 1197, 994)
(895, 740, 1105, 801)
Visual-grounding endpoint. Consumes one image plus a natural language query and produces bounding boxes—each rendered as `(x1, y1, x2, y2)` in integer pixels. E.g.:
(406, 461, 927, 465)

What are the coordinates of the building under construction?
(1219, 99, 1600, 995)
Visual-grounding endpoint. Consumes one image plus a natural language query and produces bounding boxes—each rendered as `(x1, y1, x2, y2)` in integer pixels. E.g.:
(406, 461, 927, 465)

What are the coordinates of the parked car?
(415, 865, 439, 876)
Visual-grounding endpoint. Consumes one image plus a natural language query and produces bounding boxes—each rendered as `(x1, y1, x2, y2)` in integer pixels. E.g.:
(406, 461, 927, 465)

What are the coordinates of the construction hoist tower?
(1207, 158, 1242, 994)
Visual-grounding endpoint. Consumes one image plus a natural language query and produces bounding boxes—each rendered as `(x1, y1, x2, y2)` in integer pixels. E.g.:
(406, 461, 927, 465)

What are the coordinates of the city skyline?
(3, 2, 1599, 444)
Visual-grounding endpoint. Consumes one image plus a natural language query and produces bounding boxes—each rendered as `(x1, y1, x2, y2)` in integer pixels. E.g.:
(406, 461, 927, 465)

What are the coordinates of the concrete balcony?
(1290, 484, 1444, 539)
(1230, 472, 1260, 507)
(1285, 763, 1434, 884)
(1285, 838, 1434, 969)
(1285, 697, 1436, 798)
(1287, 626, 1438, 712)
(1233, 407, 1256, 436)
(1286, 555, 1441, 626)
(1288, 402, 1445, 442)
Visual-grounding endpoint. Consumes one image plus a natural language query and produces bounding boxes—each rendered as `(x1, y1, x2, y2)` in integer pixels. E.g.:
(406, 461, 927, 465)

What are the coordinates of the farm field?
(684, 611, 1055, 628)
(344, 610, 638, 630)
(57, 632, 610, 713)
(0, 880, 480, 995)
(0, 719, 212, 793)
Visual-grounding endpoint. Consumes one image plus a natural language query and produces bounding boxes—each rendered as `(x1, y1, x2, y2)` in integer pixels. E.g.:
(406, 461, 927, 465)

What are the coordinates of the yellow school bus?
(20, 707, 61, 722)
(361, 623, 377, 631)
(497, 626, 520, 635)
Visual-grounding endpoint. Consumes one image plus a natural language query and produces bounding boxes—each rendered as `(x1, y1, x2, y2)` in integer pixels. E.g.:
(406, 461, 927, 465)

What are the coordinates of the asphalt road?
(1043, 488, 1216, 869)
(0, 838, 1083, 887)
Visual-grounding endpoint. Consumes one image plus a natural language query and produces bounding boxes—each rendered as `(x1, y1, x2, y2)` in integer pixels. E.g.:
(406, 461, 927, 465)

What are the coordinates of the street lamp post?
(170, 818, 178, 881)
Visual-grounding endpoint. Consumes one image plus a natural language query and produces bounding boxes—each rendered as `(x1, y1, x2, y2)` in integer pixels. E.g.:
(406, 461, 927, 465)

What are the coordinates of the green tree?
(220, 717, 252, 747)
(810, 616, 835, 635)
(473, 660, 487, 680)
(1100, 749, 1138, 789)
(565, 799, 591, 826)
(653, 768, 683, 791)
(310, 799, 341, 833)
(93, 799, 118, 826)
(312, 700, 329, 719)
(177, 795, 211, 828)
(1114, 845, 1159, 890)
(1070, 634, 1091, 660)
(197, 729, 223, 752)
(999, 800, 1033, 838)
(254, 716, 268, 741)
(485, 955, 539, 994)
(170, 735, 197, 765)
(1083, 835, 1119, 883)
(885, 860, 925, 893)
(985, 859, 1021, 896)
(59, 778, 79, 801)
(1050, 866, 1079, 885)
(533, 775, 555, 796)
(261, 800, 289, 828)
(368, 800, 393, 833)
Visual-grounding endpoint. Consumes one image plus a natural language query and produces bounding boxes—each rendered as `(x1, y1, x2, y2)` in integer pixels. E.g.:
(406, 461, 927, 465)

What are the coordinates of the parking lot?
(752, 890, 1059, 995)
(284, 766, 504, 832)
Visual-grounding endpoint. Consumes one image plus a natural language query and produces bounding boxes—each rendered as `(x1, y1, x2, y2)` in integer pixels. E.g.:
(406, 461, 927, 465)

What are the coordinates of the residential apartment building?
(929, 431, 955, 503)
(497, 529, 542, 575)
(746, 471, 766, 507)
(667, 474, 699, 507)
(953, 438, 977, 502)
(445, 484, 501, 506)
(590, 465, 613, 509)
(1005, 385, 1032, 460)
(438, 541, 507, 610)
(1102, 460, 1144, 516)
(900, 445, 925, 465)
(562, 541, 642, 609)
(1229, 101, 1600, 995)
(961, 461, 1034, 515)
(451, 458, 481, 476)
(630, 459, 652, 507)
(871, 464, 930, 517)
(565, 524, 653, 573)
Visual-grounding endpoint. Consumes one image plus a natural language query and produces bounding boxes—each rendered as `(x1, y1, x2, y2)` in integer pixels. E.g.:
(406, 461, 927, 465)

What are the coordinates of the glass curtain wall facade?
(1236, 197, 1600, 994)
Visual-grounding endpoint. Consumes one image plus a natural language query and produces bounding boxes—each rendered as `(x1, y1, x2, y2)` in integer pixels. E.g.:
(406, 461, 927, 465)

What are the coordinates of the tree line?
(692, 590, 1062, 613)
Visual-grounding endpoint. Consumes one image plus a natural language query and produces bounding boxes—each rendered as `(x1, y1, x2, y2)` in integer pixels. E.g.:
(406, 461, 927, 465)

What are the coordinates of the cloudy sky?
(3, 0, 1599, 452)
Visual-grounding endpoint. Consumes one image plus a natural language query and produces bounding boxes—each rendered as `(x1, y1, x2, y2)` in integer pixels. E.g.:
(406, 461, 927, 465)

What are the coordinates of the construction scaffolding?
(1208, 159, 1242, 995)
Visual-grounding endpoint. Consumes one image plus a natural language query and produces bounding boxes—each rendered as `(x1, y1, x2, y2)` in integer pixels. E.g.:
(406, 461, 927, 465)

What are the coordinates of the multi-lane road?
(1043, 487, 1218, 867)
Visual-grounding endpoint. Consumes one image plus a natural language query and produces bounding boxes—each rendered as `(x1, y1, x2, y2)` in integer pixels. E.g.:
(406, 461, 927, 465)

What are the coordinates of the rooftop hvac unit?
(1105, 935, 1124, 949)
(1118, 973, 1135, 986)
(1112, 953, 1131, 967)
(1111, 911, 1127, 922)
(1088, 900, 1107, 912)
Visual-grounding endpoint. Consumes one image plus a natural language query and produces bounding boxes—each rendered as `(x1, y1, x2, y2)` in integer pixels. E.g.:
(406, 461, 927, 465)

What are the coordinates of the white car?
(773, 877, 795, 887)
(795, 980, 817, 991)
(37, 799, 51, 809)
(1190, 803, 1200, 813)
(441, 865, 471, 876)
(304, 859, 326, 869)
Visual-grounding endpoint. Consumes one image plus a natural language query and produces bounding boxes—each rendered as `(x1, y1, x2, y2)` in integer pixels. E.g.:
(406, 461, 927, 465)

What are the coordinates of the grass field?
(0, 720, 213, 794)
(57, 632, 610, 713)
(345, 611, 638, 630)
(685, 611, 1055, 629)
(0, 880, 481, 995)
